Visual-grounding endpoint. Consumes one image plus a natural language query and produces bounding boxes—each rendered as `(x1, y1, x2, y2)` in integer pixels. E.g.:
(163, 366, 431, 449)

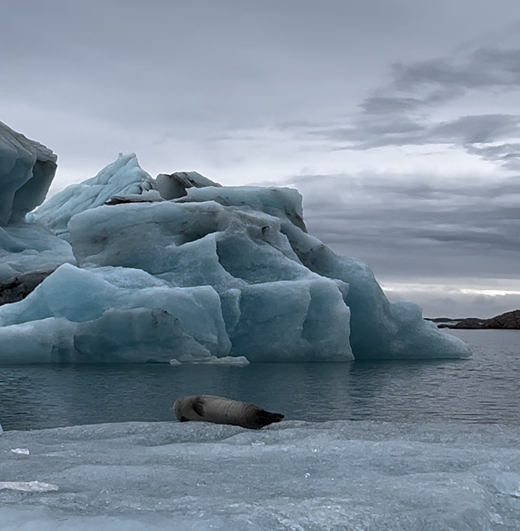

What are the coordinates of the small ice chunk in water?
(169, 355, 250, 366)
(0, 481, 58, 492)
(10, 448, 30, 455)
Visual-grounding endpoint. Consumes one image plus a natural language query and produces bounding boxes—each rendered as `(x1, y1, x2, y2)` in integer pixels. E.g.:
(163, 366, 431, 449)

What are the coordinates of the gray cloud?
(3, 0, 520, 182)
(430, 114, 520, 144)
(360, 87, 463, 115)
(392, 47, 520, 91)
(2, 0, 520, 318)
(300, 45, 520, 168)
(465, 143, 520, 170)
(316, 114, 520, 153)
(1, 0, 394, 131)
(290, 172, 520, 283)
(360, 96, 427, 115)
(3, 0, 424, 184)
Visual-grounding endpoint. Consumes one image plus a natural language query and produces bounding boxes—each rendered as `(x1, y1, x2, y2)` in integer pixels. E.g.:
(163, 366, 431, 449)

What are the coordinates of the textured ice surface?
(0, 420, 518, 530)
(0, 223, 76, 284)
(0, 121, 57, 225)
(0, 264, 229, 363)
(0, 145, 471, 362)
(285, 229, 469, 360)
(0, 123, 75, 285)
(177, 186, 470, 360)
(68, 199, 353, 361)
(28, 154, 155, 240)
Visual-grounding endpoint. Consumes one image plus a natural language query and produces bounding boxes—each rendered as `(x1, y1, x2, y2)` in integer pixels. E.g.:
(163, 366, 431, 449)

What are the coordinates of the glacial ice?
(0, 120, 57, 225)
(0, 123, 471, 363)
(0, 222, 76, 284)
(0, 121, 76, 288)
(28, 153, 155, 240)
(0, 420, 519, 530)
(0, 264, 230, 363)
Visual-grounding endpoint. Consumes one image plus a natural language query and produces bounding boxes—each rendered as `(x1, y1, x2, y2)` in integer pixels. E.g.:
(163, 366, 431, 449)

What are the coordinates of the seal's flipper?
(192, 397, 205, 417)
(254, 409, 284, 429)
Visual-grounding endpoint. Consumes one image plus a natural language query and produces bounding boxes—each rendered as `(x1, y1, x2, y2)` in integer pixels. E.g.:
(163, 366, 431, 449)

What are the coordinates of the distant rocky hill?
(428, 310, 520, 329)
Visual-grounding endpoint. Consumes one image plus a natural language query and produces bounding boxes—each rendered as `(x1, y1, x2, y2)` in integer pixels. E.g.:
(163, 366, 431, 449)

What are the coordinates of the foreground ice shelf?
(0, 121, 471, 362)
(0, 420, 518, 530)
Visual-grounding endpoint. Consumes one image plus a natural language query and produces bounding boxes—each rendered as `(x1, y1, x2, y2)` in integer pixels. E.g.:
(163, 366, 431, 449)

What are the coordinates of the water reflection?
(0, 330, 519, 430)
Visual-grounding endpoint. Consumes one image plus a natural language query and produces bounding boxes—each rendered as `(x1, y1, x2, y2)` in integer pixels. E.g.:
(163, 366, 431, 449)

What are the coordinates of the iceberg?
(0, 120, 57, 226)
(0, 121, 75, 287)
(0, 122, 471, 363)
(0, 420, 518, 530)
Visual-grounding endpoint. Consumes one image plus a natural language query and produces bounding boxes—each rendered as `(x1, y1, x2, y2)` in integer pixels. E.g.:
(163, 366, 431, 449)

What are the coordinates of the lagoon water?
(1, 329, 519, 431)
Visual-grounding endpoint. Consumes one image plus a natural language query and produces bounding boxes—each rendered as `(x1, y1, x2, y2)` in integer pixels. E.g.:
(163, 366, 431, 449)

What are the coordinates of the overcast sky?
(2, 0, 520, 317)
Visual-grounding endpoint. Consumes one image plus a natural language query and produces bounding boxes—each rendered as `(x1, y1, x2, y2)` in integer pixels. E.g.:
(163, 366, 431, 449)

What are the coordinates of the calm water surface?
(0, 329, 518, 430)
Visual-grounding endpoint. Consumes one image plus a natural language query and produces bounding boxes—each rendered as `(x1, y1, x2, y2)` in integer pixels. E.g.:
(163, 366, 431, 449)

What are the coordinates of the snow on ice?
(0, 420, 519, 530)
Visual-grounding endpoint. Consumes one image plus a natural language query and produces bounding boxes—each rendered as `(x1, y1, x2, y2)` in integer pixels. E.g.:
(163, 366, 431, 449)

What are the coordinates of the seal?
(173, 395, 284, 429)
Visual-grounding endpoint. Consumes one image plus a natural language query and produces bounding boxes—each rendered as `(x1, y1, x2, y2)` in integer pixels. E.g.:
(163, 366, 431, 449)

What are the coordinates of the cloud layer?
(2, 0, 520, 316)
(293, 172, 520, 274)
(302, 45, 520, 170)
(290, 171, 520, 316)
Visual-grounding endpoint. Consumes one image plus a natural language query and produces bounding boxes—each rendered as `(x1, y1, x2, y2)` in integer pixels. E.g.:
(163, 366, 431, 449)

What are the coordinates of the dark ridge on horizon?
(427, 309, 520, 329)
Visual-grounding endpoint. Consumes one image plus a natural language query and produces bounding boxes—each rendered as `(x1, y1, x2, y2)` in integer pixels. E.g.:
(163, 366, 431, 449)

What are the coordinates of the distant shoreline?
(426, 309, 520, 329)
